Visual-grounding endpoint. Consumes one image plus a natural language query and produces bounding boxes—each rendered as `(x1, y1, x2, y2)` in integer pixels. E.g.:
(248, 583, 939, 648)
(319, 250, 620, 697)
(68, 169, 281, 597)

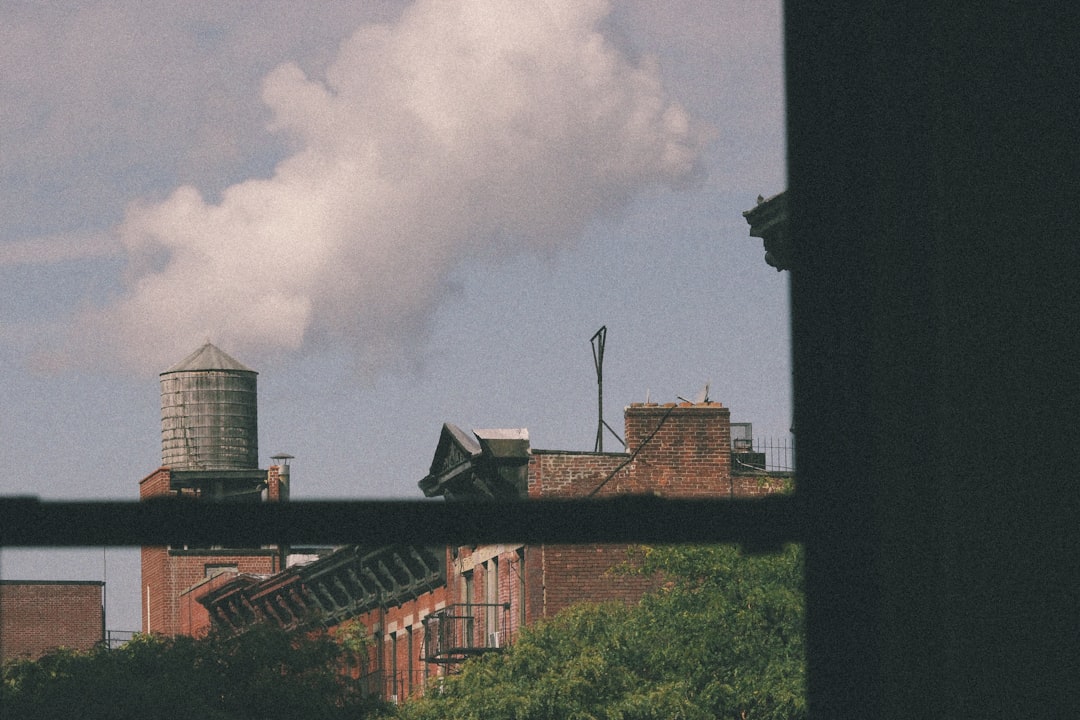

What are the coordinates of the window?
(204, 563, 237, 578)
(485, 557, 499, 645)
(390, 632, 398, 700)
(516, 548, 526, 628)
(406, 626, 414, 694)
(461, 570, 473, 606)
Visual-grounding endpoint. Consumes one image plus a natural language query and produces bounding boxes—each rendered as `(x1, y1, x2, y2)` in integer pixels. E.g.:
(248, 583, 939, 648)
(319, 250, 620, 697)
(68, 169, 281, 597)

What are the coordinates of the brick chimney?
(266, 453, 293, 502)
(621, 402, 731, 498)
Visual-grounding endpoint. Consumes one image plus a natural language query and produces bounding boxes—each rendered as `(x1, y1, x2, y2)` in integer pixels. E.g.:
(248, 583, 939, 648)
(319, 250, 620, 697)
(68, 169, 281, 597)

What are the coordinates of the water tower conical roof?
(161, 342, 255, 375)
(159, 343, 259, 470)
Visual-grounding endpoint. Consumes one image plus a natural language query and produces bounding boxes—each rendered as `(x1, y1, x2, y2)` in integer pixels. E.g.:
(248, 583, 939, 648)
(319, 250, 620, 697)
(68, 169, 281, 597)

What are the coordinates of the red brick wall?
(527, 403, 733, 499)
(445, 540, 652, 630)
(445, 544, 532, 639)
(139, 466, 281, 636)
(334, 585, 447, 703)
(621, 402, 732, 497)
(143, 550, 278, 636)
(139, 466, 172, 500)
(178, 571, 245, 637)
(510, 402, 737, 619)
(382, 589, 444, 702)
(1, 581, 104, 661)
(528, 451, 627, 498)
(535, 544, 658, 619)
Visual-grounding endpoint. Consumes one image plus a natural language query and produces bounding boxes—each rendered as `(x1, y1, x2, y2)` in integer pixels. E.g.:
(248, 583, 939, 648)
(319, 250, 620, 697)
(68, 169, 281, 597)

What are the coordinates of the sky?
(0, 1, 787, 635)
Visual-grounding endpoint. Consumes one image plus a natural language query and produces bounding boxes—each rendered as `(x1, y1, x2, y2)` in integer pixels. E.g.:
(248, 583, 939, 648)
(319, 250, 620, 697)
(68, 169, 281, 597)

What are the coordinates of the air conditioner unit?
(488, 631, 502, 648)
(731, 422, 753, 450)
(389, 694, 399, 705)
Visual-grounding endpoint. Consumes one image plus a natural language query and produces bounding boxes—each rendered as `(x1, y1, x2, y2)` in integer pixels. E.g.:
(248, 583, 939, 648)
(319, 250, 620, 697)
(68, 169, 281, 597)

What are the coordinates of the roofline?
(1, 579, 105, 586)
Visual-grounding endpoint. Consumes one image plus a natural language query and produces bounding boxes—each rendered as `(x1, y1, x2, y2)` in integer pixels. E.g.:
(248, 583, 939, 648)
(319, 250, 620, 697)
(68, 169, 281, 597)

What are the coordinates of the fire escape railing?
(422, 603, 511, 664)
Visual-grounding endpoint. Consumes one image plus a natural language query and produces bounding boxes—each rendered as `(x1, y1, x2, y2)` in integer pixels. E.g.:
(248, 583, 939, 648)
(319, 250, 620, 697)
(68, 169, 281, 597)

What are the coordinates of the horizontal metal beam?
(0, 495, 803, 549)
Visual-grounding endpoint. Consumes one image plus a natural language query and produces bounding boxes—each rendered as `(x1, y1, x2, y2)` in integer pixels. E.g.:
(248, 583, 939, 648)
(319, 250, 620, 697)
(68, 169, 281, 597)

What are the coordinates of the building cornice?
(742, 190, 791, 271)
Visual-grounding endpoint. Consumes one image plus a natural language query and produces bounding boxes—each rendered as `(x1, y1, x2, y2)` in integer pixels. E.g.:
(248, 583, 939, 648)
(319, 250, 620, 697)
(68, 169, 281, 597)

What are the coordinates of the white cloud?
(62, 0, 705, 373)
(0, 2, 397, 241)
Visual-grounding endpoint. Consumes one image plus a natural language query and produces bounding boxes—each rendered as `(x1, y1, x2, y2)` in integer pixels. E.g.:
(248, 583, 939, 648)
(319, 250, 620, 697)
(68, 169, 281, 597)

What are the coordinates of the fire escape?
(422, 602, 511, 664)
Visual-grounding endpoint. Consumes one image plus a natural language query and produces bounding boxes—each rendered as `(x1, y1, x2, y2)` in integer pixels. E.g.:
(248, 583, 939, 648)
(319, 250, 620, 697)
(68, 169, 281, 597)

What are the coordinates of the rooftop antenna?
(591, 326, 625, 451)
(677, 382, 711, 405)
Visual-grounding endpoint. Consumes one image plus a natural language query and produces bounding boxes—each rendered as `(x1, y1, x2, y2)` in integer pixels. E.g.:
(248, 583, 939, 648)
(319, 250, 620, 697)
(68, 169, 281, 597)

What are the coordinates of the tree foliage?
(398, 544, 805, 720)
(1, 624, 385, 720)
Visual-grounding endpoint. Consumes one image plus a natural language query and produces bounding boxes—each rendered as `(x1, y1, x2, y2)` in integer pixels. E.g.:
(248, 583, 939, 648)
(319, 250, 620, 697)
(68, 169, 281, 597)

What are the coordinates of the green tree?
(631, 543, 805, 719)
(1, 624, 385, 720)
(398, 544, 804, 720)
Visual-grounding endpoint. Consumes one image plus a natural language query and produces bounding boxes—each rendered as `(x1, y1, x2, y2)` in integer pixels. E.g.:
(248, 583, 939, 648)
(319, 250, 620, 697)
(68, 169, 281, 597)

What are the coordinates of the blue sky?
(0, 1, 787, 634)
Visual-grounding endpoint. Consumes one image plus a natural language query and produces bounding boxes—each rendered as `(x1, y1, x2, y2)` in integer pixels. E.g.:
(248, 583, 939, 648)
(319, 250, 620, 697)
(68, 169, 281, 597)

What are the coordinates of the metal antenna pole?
(591, 326, 606, 452)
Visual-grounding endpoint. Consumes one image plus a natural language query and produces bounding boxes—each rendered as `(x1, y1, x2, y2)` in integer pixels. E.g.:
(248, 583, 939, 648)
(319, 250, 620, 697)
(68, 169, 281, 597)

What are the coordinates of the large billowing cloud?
(69, 0, 705, 372)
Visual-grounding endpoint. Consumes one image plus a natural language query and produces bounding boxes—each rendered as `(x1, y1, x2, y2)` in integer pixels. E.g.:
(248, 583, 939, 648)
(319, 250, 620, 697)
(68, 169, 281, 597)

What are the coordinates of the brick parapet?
(528, 451, 628, 498)
(139, 467, 172, 499)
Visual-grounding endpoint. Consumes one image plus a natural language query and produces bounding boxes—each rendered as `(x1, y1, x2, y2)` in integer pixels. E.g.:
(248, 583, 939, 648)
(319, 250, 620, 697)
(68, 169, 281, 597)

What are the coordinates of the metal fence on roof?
(756, 437, 795, 472)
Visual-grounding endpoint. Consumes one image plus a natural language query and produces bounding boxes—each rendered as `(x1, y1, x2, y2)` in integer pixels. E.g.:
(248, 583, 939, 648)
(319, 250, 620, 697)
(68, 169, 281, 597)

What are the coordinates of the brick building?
(140, 464, 290, 636)
(0, 580, 105, 662)
(188, 399, 789, 702)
